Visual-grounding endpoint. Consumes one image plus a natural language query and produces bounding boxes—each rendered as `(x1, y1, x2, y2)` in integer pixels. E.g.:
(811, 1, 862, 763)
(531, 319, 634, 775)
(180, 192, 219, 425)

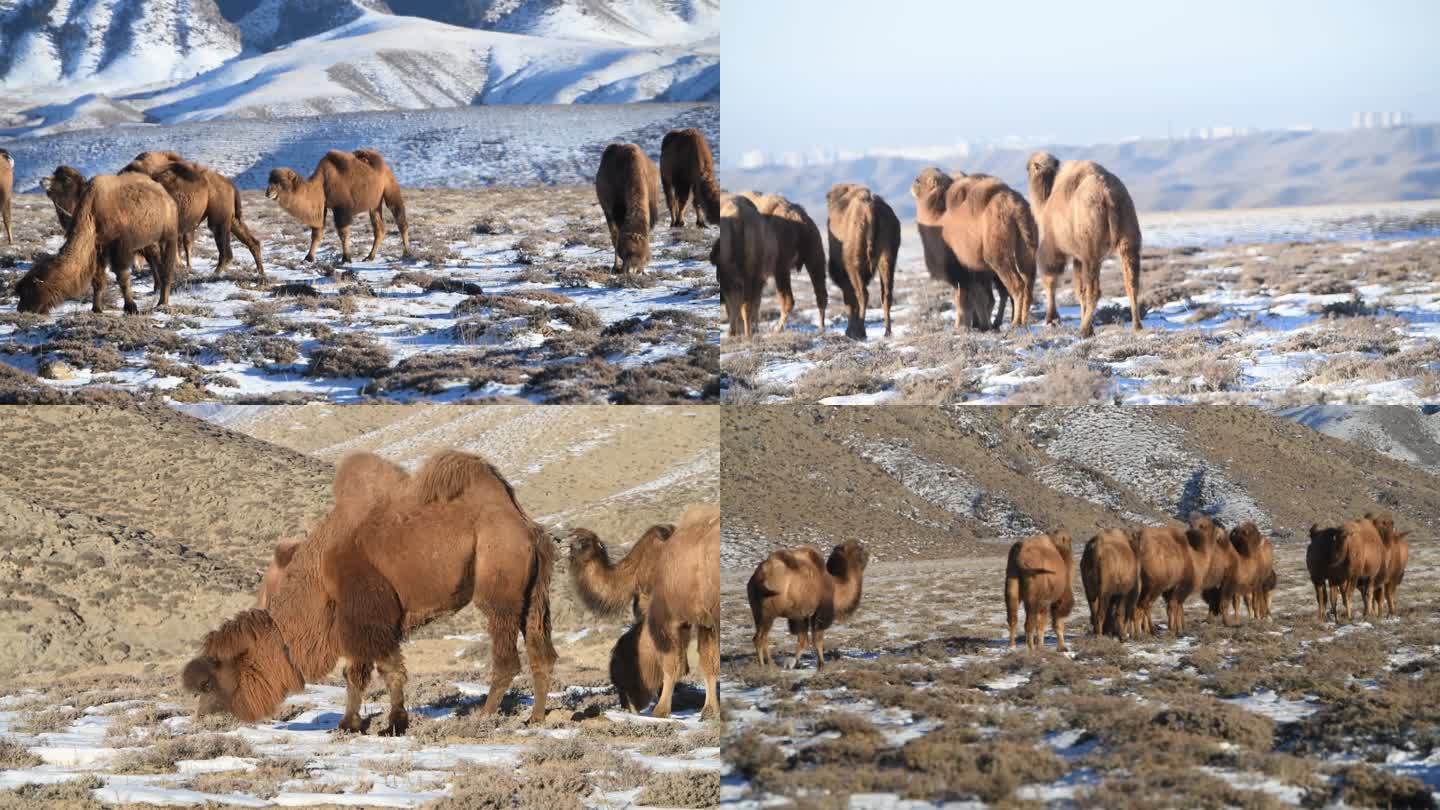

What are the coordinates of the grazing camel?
(1005, 530, 1074, 652)
(1130, 524, 1197, 636)
(120, 152, 265, 276)
(910, 168, 1038, 329)
(659, 128, 721, 228)
(715, 192, 777, 339)
(748, 540, 868, 669)
(826, 184, 900, 339)
(183, 451, 557, 732)
(0, 148, 12, 245)
(1026, 152, 1143, 337)
(1367, 512, 1410, 619)
(1080, 529, 1139, 640)
(1307, 519, 1384, 622)
(267, 149, 410, 263)
(568, 523, 676, 619)
(739, 192, 829, 332)
(17, 173, 180, 314)
(595, 143, 661, 274)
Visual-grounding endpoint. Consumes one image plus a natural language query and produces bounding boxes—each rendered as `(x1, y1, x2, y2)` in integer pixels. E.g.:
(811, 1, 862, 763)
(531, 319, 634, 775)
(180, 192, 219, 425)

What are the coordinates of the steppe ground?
(0, 186, 719, 404)
(722, 226, 1440, 406)
(0, 404, 720, 808)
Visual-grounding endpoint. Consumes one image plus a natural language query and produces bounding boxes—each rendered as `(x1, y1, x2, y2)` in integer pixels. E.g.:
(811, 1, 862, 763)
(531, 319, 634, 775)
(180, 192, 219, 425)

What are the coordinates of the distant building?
(1353, 111, 1411, 129)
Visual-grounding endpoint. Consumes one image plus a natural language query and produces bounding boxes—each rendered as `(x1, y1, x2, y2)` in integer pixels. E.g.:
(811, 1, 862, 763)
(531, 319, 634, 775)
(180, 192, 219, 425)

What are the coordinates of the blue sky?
(720, 1, 1440, 165)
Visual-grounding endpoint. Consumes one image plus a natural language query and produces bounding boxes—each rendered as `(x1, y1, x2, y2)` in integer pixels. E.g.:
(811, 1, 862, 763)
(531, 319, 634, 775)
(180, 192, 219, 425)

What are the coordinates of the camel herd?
(1007, 512, 1410, 652)
(715, 152, 1144, 340)
(184, 449, 720, 733)
(2, 127, 719, 316)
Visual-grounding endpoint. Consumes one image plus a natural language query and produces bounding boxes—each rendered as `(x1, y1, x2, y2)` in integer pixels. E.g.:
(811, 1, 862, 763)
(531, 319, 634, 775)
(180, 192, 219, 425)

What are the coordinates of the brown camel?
(1129, 524, 1196, 636)
(826, 183, 900, 340)
(0, 148, 12, 245)
(607, 504, 720, 720)
(121, 152, 265, 277)
(17, 173, 180, 314)
(715, 192, 778, 339)
(1080, 529, 1138, 640)
(739, 192, 829, 332)
(1307, 519, 1384, 622)
(267, 149, 410, 264)
(659, 128, 721, 228)
(910, 168, 1038, 329)
(568, 523, 675, 620)
(1367, 512, 1410, 619)
(183, 450, 557, 732)
(910, 169, 1000, 330)
(1026, 152, 1143, 337)
(1214, 523, 1275, 625)
(1005, 530, 1074, 652)
(595, 143, 661, 274)
(748, 540, 868, 669)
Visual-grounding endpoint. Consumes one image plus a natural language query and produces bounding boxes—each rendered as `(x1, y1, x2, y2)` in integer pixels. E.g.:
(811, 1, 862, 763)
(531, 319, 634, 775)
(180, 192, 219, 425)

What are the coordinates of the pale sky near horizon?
(720, 0, 1440, 165)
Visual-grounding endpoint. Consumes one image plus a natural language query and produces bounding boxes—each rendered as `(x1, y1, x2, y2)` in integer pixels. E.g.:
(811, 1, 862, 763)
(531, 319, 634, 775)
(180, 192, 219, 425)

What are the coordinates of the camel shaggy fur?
(1130, 524, 1196, 636)
(608, 505, 720, 720)
(748, 540, 868, 670)
(40, 166, 89, 233)
(660, 128, 721, 228)
(183, 450, 557, 732)
(737, 192, 829, 332)
(568, 523, 675, 620)
(267, 149, 410, 264)
(826, 183, 900, 340)
(1026, 152, 1143, 337)
(910, 168, 1038, 329)
(1367, 512, 1410, 619)
(121, 152, 265, 277)
(1005, 530, 1074, 651)
(1307, 519, 1384, 622)
(0, 148, 12, 245)
(255, 537, 303, 610)
(18, 173, 180, 315)
(1080, 529, 1138, 640)
(595, 143, 661, 274)
(715, 192, 778, 339)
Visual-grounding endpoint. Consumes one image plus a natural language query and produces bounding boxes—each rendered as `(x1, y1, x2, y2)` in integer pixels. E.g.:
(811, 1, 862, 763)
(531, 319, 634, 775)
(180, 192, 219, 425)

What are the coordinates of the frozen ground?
(719, 553, 1440, 808)
(722, 215, 1440, 405)
(0, 184, 719, 404)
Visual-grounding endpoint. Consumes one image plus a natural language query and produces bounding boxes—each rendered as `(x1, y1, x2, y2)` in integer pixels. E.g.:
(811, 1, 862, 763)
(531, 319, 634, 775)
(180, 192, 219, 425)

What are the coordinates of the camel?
(120, 152, 265, 277)
(1367, 512, 1410, 619)
(1307, 519, 1384, 622)
(17, 173, 180, 315)
(738, 192, 829, 332)
(1026, 152, 1143, 337)
(910, 168, 1038, 329)
(606, 504, 720, 720)
(1005, 530, 1074, 652)
(0, 148, 12, 245)
(715, 192, 778, 339)
(659, 129, 721, 228)
(1129, 524, 1197, 636)
(183, 450, 557, 732)
(595, 143, 661, 274)
(568, 523, 676, 620)
(267, 149, 410, 264)
(1213, 522, 1274, 625)
(748, 540, 868, 669)
(1080, 529, 1138, 640)
(826, 183, 900, 340)
(910, 169, 1000, 330)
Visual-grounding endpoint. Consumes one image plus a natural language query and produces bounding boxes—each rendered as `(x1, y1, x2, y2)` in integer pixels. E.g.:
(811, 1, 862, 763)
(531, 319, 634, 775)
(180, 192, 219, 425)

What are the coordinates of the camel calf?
(1005, 530, 1074, 652)
(1215, 523, 1275, 626)
(1080, 529, 1138, 640)
(748, 540, 868, 669)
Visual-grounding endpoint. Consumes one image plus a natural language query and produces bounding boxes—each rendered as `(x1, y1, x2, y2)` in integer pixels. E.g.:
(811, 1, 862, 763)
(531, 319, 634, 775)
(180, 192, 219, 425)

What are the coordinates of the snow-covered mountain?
(0, 0, 718, 137)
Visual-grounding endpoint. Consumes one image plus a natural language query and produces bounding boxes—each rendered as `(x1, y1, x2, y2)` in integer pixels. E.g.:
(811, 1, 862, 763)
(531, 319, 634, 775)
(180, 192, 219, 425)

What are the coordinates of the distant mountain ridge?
(0, 0, 718, 137)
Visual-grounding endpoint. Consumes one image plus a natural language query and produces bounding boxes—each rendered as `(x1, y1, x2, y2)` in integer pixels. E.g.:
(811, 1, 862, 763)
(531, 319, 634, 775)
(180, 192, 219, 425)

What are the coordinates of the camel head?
(609, 620, 660, 713)
(15, 255, 65, 314)
(1185, 513, 1225, 552)
(1364, 512, 1396, 543)
(827, 539, 869, 578)
(1229, 522, 1264, 555)
(909, 167, 953, 204)
(266, 168, 302, 201)
(617, 232, 651, 274)
(42, 166, 86, 212)
(567, 528, 610, 569)
(255, 536, 303, 610)
(183, 609, 302, 723)
(1026, 151, 1061, 204)
(0, 149, 11, 168)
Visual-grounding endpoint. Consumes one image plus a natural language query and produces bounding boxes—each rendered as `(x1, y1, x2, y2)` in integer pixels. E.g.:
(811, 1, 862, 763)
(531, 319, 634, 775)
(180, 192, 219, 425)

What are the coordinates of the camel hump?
(352, 149, 387, 171)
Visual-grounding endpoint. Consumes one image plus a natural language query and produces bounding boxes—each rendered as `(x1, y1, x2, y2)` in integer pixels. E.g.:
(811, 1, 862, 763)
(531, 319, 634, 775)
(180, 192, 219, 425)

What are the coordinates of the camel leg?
(788, 624, 808, 670)
(480, 612, 522, 716)
(812, 627, 826, 670)
(306, 227, 322, 263)
(1077, 260, 1102, 338)
(106, 245, 139, 315)
(1120, 240, 1142, 330)
(662, 178, 678, 228)
(652, 642, 684, 719)
(1024, 602, 1040, 652)
(90, 256, 108, 313)
(231, 216, 265, 277)
(336, 224, 353, 265)
(1005, 577, 1020, 650)
(375, 652, 409, 736)
(1089, 596, 1103, 638)
(366, 208, 384, 262)
(773, 267, 795, 333)
(879, 269, 894, 339)
(522, 624, 555, 725)
(211, 222, 233, 276)
(676, 180, 692, 228)
(1042, 269, 1061, 325)
(744, 284, 762, 341)
(753, 617, 774, 667)
(953, 285, 968, 331)
(1314, 582, 1325, 622)
(1053, 609, 1067, 653)
(3, 198, 11, 244)
(698, 624, 721, 721)
(339, 660, 373, 733)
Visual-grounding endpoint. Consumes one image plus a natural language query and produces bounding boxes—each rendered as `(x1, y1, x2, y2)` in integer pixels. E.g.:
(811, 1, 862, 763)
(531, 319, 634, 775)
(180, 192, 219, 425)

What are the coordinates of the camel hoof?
(336, 717, 365, 735)
(123, 303, 139, 316)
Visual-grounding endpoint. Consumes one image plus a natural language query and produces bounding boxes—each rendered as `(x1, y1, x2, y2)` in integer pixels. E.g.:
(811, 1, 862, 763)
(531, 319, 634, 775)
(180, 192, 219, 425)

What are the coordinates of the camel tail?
(522, 520, 558, 664)
(382, 167, 408, 235)
(1005, 543, 1024, 626)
